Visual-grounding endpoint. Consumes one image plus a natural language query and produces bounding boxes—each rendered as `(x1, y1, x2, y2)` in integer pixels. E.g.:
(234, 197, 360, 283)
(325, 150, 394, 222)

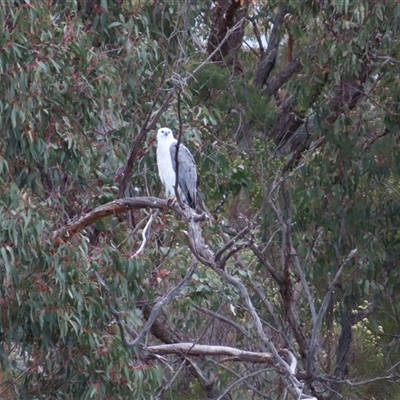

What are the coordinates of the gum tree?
(1, 1, 400, 399)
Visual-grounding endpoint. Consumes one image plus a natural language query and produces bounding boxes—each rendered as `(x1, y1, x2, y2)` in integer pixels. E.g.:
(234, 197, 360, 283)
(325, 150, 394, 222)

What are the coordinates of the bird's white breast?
(157, 138, 177, 198)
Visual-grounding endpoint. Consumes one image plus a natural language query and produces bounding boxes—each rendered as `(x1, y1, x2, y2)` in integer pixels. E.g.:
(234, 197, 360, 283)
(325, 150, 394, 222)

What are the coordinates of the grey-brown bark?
(207, 0, 249, 72)
(254, 5, 287, 86)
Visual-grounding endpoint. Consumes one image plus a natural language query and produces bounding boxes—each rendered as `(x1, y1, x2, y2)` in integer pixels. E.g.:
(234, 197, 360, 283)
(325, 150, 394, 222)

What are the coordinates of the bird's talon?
(167, 197, 178, 207)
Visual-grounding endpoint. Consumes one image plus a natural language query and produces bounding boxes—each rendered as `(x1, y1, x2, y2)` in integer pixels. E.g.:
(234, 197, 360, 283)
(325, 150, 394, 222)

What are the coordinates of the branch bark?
(262, 58, 302, 97)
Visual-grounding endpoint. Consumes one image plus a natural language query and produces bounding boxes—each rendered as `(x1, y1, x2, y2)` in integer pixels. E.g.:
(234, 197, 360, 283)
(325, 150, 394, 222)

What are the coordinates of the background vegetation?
(1, 0, 400, 399)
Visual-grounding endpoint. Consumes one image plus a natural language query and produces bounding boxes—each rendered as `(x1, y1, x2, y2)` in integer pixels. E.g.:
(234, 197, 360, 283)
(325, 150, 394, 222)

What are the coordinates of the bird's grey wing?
(170, 142, 198, 209)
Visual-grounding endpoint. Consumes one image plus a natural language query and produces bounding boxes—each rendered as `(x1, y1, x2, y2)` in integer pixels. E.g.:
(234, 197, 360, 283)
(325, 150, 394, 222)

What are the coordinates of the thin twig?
(291, 242, 317, 323)
(132, 210, 159, 257)
(155, 358, 186, 400)
(215, 227, 250, 262)
(219, 241, 252, 269)
(195, 305, 250, 338)
(174, 90, 183, 206)
(214, 361, 274, 399)
(317, 373, 398, 387)
(216, 367, 273, 400)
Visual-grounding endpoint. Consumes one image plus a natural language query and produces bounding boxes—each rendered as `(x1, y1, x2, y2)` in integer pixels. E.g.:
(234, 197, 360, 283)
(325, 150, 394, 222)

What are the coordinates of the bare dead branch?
(52, 195, 209, 241)
(248, 278, 286, 336)
(318, 373, 399, 387)
(250, 243, 284, 285)
(148, 343, 275, 363)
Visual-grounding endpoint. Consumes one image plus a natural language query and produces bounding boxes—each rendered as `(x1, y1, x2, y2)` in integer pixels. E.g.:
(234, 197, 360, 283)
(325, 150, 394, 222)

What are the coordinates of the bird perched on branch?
(156, 127, 198, 209)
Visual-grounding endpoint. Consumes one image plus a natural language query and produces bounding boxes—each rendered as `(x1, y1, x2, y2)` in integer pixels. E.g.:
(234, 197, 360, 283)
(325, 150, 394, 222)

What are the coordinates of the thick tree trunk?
(207, 0, 249, 73)
(328, 302, 377, 399)
(254, 5, 287, 86)
(272, 61, 371, 159)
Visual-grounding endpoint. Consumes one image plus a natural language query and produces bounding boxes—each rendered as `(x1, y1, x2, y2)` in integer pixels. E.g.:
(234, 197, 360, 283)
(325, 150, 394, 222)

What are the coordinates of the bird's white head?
(157, 127, 174, 143)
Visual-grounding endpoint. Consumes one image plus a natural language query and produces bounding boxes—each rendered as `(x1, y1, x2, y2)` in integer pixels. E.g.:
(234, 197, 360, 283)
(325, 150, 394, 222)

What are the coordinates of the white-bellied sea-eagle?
(156, 127, 197, 209)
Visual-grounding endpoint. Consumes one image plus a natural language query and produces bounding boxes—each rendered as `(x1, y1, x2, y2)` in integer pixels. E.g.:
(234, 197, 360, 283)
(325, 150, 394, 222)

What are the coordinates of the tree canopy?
(2, 0, 400, 399)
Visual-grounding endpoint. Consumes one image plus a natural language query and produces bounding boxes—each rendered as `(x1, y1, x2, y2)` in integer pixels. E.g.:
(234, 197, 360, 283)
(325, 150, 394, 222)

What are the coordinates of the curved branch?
(53, 197, 172, 240)
(132, 210, 159, 257)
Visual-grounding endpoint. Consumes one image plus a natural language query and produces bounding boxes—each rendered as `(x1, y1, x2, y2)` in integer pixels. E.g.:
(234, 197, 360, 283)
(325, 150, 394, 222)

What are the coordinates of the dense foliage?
(1, 0, 400, 399)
